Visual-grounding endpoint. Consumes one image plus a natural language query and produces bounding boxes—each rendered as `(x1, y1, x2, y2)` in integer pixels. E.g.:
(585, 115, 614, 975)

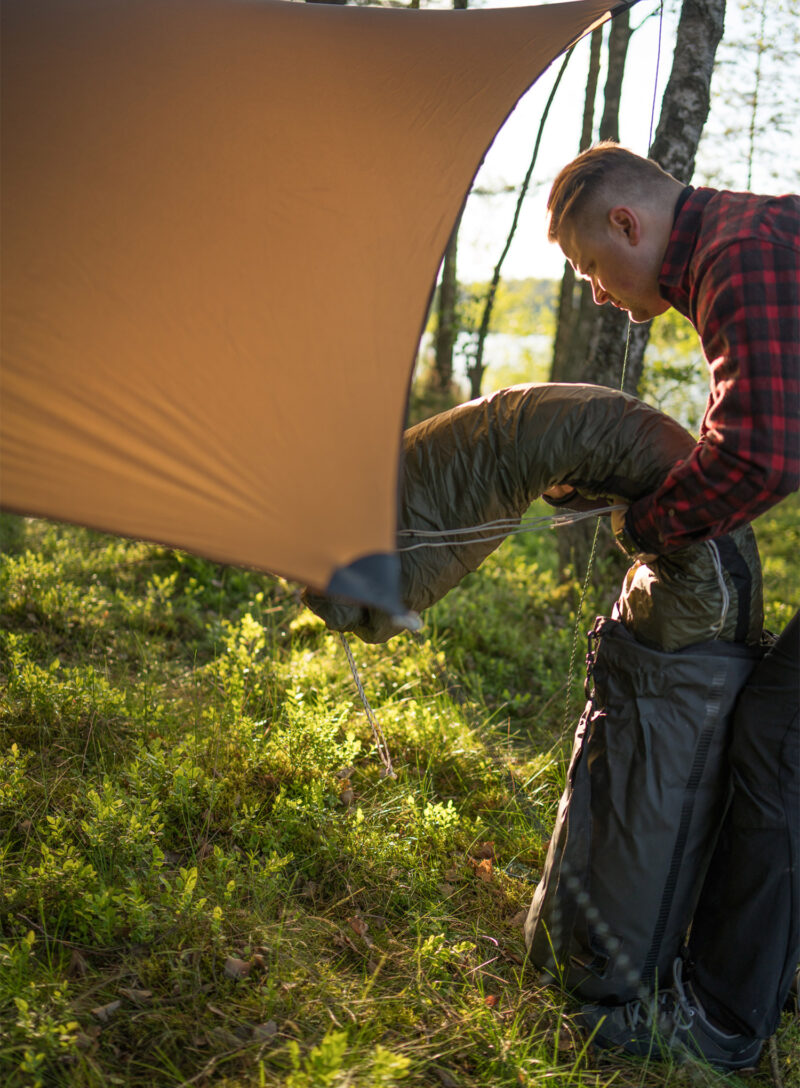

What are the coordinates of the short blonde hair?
(547, 142, 676, 242)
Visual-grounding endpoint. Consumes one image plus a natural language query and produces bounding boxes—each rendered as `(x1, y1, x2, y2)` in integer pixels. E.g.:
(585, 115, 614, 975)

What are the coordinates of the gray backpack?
(524, 616, 761, 1003)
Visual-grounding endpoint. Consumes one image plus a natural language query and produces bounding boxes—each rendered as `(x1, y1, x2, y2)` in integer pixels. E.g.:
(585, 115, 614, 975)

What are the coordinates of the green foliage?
(412, 278, 557, 419)
(414, 274, 717, 416)
(0, 508, 796, 1088)
(640, 309, 710, 432)
(698, 0, 800, 194)
(286, 1030, 350, 1088)
(424, 278, 556, 342)
(750, 491, 800, 632)
(1, 931, 81, 1088)
(457, 278, 557, 340)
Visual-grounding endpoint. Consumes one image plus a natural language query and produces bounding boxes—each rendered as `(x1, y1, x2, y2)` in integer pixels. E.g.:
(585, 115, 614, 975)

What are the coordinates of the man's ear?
(608, 206, 641, 245)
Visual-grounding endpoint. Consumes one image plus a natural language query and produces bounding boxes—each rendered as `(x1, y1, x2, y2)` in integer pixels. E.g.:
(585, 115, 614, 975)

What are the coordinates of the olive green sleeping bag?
(305, 383, 762, 650)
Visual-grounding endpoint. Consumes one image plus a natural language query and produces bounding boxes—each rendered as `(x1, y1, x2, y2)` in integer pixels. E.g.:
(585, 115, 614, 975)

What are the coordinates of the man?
(544, 142, 799, 1069)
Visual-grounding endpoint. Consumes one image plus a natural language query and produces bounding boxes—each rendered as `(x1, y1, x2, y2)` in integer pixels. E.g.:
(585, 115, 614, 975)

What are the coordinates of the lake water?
(418, 330, 553, 393)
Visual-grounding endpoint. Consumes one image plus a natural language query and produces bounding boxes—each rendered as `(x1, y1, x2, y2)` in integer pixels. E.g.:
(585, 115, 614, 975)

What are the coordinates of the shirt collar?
(659, 186, 716, 311)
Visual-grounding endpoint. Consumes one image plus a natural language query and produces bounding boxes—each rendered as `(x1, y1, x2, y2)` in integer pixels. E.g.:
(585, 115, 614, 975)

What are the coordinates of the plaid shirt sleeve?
(628, 197, 800, 554)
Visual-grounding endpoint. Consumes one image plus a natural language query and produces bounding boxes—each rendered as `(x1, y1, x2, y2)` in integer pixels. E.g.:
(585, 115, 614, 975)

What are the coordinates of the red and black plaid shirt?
(627, 186, 800, 554)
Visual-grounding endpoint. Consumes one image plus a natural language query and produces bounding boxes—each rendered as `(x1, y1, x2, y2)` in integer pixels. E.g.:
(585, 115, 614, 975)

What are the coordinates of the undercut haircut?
(547, 142, 677, 242)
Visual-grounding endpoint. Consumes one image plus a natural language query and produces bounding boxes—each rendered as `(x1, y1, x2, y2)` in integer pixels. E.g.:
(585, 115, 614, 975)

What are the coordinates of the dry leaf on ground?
(91, 1000, 121, 1022)
(223, 956, 252, 979)
(470, 857, 493, 882)
(347, 915, 373, 947)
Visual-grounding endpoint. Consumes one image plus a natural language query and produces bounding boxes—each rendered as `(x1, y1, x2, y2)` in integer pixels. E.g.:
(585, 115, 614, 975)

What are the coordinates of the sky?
(450, 0, 800, 283)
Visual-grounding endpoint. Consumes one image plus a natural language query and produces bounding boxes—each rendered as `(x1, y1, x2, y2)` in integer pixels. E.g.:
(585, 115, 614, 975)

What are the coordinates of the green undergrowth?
(1, 496, 798, 1088)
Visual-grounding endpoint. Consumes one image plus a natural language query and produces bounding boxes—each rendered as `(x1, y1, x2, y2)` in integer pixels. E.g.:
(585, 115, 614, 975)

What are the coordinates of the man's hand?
(610, 506, 627, 539)
(611, 505, 657, 562)
(542, 483, 577, 503)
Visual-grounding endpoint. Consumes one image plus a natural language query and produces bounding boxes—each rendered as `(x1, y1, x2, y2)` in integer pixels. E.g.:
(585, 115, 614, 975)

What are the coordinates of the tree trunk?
(432, 215, 461, 393)
(428, 0, 468, 397)
(570, 13, 639, 398)
(550, 28, 603, 385)
(580, 28, 604, 151)
(648, 0, 726, 184)
(599, 9, 631, 143)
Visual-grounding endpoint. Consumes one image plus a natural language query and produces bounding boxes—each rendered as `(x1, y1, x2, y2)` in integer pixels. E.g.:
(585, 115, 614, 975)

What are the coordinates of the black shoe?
(577, 959, 763, 1071)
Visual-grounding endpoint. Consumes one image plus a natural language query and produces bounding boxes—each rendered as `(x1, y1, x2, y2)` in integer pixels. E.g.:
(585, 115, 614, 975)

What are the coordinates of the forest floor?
(1, 494, 798, 1088)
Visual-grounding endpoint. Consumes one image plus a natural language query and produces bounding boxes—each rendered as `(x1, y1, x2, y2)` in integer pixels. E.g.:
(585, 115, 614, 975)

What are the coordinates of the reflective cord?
(339, 632, 397, 779)
(706, 539, 730, 639)
(396, 504, 625, 552)
(647, 1, 665, 150)
(619, 299, 634, 392)
(561, 519, 603, 740)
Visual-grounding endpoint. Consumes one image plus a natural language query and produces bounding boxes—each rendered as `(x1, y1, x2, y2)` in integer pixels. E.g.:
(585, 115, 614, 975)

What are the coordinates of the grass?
(1, 495, 798, 1088)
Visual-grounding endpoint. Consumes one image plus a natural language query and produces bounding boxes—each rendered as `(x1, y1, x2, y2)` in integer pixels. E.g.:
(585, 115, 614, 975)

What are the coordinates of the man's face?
(557, 208, 670, 324)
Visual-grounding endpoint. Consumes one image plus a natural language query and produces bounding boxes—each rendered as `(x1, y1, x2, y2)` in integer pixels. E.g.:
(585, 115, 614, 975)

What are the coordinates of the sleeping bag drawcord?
(706, 539, 731, 638)
(339, 632, 397, 780)
(396, 504, 625, 551)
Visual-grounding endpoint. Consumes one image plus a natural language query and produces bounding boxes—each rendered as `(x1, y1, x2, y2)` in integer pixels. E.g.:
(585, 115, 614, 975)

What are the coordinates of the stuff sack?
(524, 615, 760, 1004)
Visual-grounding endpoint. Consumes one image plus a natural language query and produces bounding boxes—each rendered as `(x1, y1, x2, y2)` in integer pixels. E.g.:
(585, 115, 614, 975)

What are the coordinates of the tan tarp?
(1, 0, 630, 613)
